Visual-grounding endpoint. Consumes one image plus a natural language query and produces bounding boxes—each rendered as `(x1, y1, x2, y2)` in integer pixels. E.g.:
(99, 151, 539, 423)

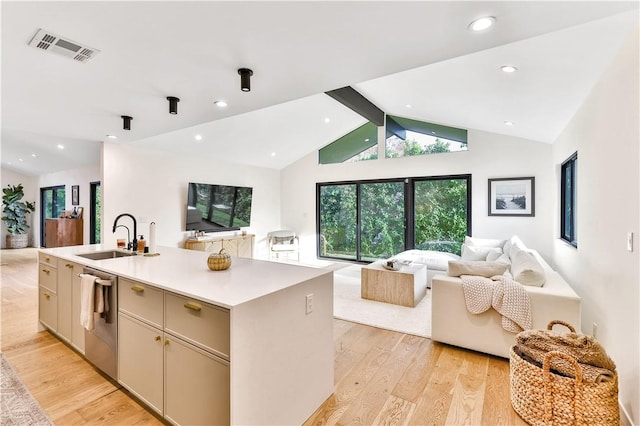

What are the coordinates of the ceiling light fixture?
(57, 144, 65, 150)
(271, 152, 276, 157)
(106, 134, 117, 139)
(167, 96, 180, 114)
(504, 121, 514, 126)
(121, 115, 132, 131)
(405, 104, 413, 108)
(324, 117, 330, 123)
(238, 68, 253, 92)
(195, 134, 202, 141)
(31, 154, 37, 157)
(469, 16, 496, 32)
(214, 100, 228, 108)
(501, 65, 518, 73)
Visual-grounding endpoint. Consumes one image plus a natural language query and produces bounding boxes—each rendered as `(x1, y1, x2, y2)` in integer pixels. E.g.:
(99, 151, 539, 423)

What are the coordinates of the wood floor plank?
(482, 356, 529, 425)
(444, 349, 489, 425)
(371, 395, 416, 426)
(391, 337, 439, 403)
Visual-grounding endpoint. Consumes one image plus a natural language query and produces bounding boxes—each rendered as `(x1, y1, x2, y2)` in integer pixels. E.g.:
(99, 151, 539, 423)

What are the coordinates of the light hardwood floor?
(1, 247, 528, 425)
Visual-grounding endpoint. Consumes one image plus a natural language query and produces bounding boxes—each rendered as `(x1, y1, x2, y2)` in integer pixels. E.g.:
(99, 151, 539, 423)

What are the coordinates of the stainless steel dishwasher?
(82, 267, 118, 380)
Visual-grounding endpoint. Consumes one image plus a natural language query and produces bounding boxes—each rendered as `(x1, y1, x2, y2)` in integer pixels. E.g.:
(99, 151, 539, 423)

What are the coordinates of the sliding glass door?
(40, 185, 65, 247)
(317, 174, 470, 261)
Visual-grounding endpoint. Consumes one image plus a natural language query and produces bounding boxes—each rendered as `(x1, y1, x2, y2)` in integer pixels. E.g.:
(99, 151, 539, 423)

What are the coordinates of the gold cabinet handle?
(164, 339, 170, 346)
(44, 293, 51, 299)
(184, 302, 202, 312)
(42, 269, 50, 274)
(45, 257, 50, 263)
(131, 285, 145, 293)
(155, 336, 161, 342)
(65, 263, 73, 268)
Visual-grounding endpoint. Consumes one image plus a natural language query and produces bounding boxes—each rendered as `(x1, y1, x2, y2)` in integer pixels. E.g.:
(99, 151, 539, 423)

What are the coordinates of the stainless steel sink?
(76, 250, 135, 260)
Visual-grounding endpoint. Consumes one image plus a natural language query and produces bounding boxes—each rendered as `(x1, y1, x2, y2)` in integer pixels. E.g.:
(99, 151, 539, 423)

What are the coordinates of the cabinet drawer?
(165, 293, 230, 360)
(39, 287, 58, 331)
(119, 278, 163, 328)
(39, 253, 57, 268)
(39, 263, 57, 292)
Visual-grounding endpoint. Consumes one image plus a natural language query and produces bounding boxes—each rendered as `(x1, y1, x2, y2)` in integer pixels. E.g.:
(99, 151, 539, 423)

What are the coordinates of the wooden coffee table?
(361, 261, 427, 307)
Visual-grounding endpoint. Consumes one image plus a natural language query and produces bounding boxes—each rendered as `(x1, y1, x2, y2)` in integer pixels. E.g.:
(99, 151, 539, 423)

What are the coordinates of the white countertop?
(40, 244, 332, 309)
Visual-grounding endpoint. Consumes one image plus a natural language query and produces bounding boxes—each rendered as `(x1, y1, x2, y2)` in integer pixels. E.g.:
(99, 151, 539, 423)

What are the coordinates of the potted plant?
(2, 184, 36, 249)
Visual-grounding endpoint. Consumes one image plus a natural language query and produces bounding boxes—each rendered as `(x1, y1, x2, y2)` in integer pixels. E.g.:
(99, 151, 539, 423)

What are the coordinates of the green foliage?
(319, 177, 468, 259)
(386, 137, 451, 158)
(2, 184, 36, 235)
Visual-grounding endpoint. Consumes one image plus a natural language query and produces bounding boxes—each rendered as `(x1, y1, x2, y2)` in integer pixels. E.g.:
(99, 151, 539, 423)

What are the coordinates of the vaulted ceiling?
(2, 1, 638, 176)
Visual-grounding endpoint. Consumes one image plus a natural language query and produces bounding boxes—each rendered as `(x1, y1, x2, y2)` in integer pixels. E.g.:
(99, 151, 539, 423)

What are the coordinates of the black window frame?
(40, 185, 66, 247)
(316, 174, 471, 261)
(90, 181, 101, 244)
(560, 152, 577, 247)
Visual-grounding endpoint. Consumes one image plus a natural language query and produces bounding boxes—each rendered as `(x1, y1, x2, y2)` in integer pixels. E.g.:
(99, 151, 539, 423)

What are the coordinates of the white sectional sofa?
(430, 236, 581, 358)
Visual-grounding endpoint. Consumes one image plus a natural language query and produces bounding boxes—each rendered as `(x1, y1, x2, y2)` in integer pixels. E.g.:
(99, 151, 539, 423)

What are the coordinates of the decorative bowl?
(207, 248, 231, 271)
(382, 258, 401, 271)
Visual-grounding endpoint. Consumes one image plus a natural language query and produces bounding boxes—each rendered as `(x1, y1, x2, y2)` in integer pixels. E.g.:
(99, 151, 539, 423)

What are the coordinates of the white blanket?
(461, 274, 531, 333)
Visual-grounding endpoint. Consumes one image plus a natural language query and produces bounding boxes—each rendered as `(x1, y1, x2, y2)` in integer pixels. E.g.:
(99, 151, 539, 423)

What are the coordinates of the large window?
(560, 152, 577, 246)
(385, 115, 467, 158)
(317, 175, 471, 261)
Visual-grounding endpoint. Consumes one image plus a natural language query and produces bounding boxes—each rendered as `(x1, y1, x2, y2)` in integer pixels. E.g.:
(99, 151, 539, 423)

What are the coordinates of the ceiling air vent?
(28, 28, 100, 63)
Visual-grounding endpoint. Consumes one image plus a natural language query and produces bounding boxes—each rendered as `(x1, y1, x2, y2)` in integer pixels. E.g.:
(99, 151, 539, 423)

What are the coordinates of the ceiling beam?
(325, 86, 384, 126)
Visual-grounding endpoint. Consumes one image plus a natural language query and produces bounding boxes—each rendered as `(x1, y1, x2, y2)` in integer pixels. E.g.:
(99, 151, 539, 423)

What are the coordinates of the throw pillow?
(464, 236, 506, 248)
(447, 260, 510, 278)
(461, 244, 502, 261)
(504, 235, 526, 258)
(511, 250, 546, 287)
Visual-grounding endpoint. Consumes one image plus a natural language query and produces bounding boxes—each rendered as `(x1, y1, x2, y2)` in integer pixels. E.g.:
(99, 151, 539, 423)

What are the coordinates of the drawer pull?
(44, 293, 51, 299)
(42, 269, 50, 274)
(65, 263, 73, 268)
(155, 336, 161, 342)
(45, 257, 50, 262)
(164, 340, 170, 346)
(184, 302, 202, 312)
(131, 285, 145, 293)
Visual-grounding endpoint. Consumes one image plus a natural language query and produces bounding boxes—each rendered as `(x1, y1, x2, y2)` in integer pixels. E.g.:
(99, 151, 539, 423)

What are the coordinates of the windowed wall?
(90, 181, 101, 243)
(317, 175, 471, 261)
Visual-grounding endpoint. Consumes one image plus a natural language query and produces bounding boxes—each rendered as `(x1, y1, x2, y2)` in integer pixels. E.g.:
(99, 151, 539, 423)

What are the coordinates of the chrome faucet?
(115, 225, 131, 249)
(113, 213, 137, 252)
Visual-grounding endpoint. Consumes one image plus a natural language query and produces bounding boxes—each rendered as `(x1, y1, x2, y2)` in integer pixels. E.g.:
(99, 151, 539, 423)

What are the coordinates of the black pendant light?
(238, 68, 253, 92)
(167, 96, 180, 114)
(121, 115, 132, 131)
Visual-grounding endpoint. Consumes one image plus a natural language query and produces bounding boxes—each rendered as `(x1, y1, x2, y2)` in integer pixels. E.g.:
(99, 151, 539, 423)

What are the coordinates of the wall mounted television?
(186, 182, 253, 233)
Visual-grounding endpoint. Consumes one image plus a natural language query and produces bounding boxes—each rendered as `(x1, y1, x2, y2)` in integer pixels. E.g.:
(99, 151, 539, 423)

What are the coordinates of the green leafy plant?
(2, 184, 36, 235)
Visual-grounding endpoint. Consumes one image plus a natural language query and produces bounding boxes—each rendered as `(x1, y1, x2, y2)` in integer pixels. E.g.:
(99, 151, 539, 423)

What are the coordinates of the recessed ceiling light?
(31, 154, 37, 157)
(195, 134, 202, 141)
(469, 16, 496, 32)
(364, 138, 370, 142)
(57, 144, 65, 150)
(504, 121, 514, 126)
(405, 104, 412, 108)
(501, 65, 518, 73)
(214, 100, 228, 108)
(18, 158, 24, 162)
(106, 134, 117, 139)
(271, 152, 276, 157)
(324, 117, 331, 123)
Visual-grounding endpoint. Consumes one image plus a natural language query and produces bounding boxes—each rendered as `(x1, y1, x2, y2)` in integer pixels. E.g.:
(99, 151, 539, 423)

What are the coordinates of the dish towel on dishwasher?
(80, 273, 98, 331)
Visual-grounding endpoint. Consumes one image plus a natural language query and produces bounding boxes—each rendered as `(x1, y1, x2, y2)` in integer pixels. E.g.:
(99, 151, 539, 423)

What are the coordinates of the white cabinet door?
(70, 262, 85, 353)
(56, 260, 74, 342)
(164, 336, 230, 426)
(38, 287, 58, 331)
(118, 313, 164, 415)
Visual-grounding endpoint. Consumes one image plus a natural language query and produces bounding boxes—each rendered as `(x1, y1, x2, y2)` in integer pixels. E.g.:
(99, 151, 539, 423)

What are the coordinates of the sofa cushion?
(464, 236, 506, 248)
(504, 235, 526, 259)
(461, 244, 502, 261)
(511, 250, 546, 287)
(395, 249, 460, 271)
(447, 260, 510, 278)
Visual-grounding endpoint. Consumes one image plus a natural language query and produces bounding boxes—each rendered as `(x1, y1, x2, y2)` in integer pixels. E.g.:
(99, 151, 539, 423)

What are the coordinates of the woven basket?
(510, 346, 619, 425)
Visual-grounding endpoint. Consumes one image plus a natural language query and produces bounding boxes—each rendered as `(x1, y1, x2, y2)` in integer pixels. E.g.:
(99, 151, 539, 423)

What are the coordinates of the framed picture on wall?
(72, 185, 79, 206)
(488, 177, 535, 217)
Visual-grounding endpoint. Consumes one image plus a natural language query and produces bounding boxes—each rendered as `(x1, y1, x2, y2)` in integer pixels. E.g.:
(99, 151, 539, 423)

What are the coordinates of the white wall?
(281, 129, 553, 262)
(35, 165, 101, 247)
(0, 168, 38, 248)
(551, 27, 639, 424)
(102, 143, 281, 258)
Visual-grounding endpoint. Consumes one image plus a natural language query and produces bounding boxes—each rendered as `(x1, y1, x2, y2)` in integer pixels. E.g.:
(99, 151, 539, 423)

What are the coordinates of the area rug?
(333, 265, 431, 338)
(1, 353, 52, 426)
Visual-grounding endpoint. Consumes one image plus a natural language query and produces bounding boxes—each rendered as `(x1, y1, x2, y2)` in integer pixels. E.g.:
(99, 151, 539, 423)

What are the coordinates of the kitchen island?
(38, 244, 334, 425)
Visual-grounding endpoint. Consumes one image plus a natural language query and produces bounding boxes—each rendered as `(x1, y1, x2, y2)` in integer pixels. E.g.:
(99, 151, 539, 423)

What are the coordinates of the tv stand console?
(184, 234, 254, 258)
